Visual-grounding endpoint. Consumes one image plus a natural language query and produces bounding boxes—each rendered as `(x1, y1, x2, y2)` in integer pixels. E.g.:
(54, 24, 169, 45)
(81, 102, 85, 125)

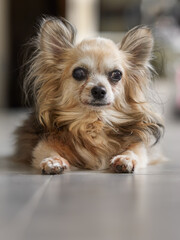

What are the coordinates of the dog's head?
(25, 17, 163, 143)
(68, 38, 124, 108)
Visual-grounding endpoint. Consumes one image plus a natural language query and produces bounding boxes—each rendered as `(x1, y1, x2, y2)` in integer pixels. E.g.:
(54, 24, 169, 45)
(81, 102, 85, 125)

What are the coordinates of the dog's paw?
(40, 157, 70, 175)
(110, 152, 137, 173)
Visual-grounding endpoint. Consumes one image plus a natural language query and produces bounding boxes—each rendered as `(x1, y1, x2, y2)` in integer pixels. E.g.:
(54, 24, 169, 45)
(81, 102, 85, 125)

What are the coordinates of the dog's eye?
(72, 67, 88, 81)
(109, 70, 122, 82)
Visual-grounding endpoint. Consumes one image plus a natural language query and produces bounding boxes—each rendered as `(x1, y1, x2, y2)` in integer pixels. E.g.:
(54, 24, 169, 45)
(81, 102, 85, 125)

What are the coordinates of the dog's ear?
(38, 17, 76, 56)
(119, 26, 153, 65)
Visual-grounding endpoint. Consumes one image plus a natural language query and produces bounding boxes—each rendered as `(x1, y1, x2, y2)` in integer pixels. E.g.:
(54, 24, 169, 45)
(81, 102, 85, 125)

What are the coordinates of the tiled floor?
(0, 107, 179, 240)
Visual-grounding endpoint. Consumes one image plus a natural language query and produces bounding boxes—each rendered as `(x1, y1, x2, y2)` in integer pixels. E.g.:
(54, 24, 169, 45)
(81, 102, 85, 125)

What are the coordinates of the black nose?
(91, 86, 107, 100)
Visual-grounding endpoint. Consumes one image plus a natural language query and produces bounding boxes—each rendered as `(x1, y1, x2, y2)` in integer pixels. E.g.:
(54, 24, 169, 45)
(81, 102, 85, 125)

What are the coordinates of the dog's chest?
(69, 120, 121, 169)
(85, 120, 105, 139)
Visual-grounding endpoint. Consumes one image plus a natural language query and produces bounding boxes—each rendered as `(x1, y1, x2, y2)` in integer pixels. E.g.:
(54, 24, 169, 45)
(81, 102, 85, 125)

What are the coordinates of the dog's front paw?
(40, 157, 70, 175)
(110, 152, 137, 173)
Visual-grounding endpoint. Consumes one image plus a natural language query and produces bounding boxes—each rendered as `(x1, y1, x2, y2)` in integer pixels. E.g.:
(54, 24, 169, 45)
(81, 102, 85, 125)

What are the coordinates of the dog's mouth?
(82, 100, 111, 107)
(88, 102, 111, 107)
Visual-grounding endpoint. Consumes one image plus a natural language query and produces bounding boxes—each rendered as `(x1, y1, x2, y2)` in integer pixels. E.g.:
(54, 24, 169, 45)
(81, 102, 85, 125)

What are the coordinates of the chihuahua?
(15, 17, 164, 174)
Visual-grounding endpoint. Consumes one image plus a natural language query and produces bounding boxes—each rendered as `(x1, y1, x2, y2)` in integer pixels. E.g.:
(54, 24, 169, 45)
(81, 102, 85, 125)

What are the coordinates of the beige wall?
(0, 0, 9, 107)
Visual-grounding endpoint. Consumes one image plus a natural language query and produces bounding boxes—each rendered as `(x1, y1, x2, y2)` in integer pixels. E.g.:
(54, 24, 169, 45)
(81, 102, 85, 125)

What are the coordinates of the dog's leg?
(32, 140, 70, 174)
(110, 143, 148, 173)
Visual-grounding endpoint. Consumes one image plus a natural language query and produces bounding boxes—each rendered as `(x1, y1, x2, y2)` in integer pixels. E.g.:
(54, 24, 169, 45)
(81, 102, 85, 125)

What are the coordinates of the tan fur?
(15, 17, 164, 174)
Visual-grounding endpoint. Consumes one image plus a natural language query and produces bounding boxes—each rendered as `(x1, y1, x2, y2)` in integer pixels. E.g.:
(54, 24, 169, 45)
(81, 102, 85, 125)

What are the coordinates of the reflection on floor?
(0, 108, 179, 240)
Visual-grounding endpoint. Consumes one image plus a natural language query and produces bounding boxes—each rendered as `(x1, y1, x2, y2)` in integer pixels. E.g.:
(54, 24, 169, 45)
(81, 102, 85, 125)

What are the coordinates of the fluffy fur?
(15, 17, 164, 174)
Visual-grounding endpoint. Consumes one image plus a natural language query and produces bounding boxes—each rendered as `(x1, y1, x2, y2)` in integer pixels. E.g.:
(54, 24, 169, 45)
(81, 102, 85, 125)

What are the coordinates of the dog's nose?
(91, 86, 107, 100)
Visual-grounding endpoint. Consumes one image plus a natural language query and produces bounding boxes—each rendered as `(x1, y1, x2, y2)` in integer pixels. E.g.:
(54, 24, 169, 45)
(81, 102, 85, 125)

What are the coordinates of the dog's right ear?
(38, 17, 76, 57)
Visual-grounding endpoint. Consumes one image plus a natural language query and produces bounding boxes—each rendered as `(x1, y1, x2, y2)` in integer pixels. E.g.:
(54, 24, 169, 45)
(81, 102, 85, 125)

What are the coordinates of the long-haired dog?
(15, 17, 164, 174)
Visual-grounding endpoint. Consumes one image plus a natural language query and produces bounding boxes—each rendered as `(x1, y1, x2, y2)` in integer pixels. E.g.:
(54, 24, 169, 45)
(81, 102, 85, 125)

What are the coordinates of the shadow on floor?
(0, 155, 38, 175)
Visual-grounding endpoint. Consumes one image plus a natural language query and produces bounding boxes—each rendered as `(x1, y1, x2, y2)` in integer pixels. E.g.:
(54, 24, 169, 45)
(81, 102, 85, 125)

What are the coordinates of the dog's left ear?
(119, 26, 153, 65)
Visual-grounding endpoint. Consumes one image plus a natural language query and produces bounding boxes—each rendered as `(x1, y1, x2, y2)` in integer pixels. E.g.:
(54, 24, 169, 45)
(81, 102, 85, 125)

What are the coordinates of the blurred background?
(0, 0, 179, 155)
